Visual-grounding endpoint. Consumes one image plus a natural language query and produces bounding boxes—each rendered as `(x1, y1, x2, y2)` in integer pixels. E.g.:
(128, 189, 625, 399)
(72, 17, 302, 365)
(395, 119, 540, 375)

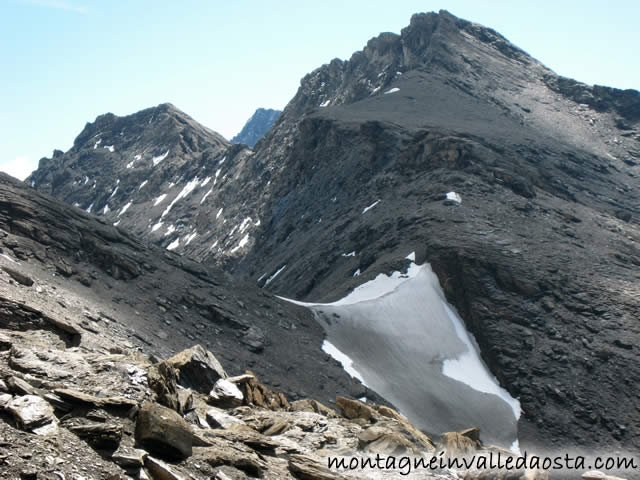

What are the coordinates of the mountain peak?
(231, 108, 281, 148)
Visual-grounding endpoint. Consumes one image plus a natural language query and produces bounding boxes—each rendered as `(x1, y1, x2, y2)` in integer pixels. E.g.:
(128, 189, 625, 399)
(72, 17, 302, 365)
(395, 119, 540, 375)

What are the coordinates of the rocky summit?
(231, 108, 282, 148)
(23, 6, 640, 473)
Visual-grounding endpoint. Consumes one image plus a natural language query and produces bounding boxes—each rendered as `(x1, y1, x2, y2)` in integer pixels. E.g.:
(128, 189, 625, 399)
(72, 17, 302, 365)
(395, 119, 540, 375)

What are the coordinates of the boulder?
(167, 345, 226, 393)
(1, 265, 34, 286)
(336, 396, 376, 422)
(6, 394, 57, 432)
(112, 446, 147, 469)
(135, 402, 193, 460)
(291, 398, 337, 417)
(438, 431, 480, 456)
(209, 379, 243, 408)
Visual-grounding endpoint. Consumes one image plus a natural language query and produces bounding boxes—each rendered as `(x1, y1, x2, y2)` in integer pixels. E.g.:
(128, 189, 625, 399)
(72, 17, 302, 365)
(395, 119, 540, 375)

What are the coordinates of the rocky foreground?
(1, 310, 539, 480)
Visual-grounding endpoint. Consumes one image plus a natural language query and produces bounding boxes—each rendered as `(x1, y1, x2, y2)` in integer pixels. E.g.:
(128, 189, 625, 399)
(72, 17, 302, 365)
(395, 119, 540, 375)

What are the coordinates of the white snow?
(126, 154, 141, 169)
(153, 194, 167, 206)
(73, 202, 80, 207)
(85, 203, 94, 213)
(164, 224, 176, 236)
(238, 217, 257, 234)
(167, 238, 180, 250)
(322, 340, 367, 385)
(219, 156, 226, 164)
(446, 191, 462, 204)
(139, 180, 148, 190)
(103, 204, 110, 215)
(320, 99, 331, 107)
(113, 220, 120, 227)
(93, 139, 102, 149)
(201, 176, 212, 187)
(230, 233, 250, 253)
(362, 200, 380, 214)
(185, 232, 197, 245)
(216, 208, 223, 219)
(442, 302, 521, 418)
(341, 251, 356, 257)
(200, 188, 213, 205)
(118, 201, 132, 217)
(213, 168, 222, 186)
(152, 149, 170, 166)
(104, 145, 115, 152)
(384, 87, 400, 94)
(151, 221, 163, 232)
(109, 186, 118, 198)
(264, 265, 286, 286)
(279, 254, 521, 446)
(84, 176, 89, 185)
(161, 177, 200, 218)
(353, 269, 361, 277)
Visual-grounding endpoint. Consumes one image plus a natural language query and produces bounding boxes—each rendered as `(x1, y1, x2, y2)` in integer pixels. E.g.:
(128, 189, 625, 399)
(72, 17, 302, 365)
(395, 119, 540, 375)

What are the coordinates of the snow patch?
(109, 186, 118, 198)
(200, 188, 213, 205)
(362, 200, 380, 214)
(152, 150, 170, 166)
(139, 180, 148, 190)
(164, 224, 176, 237)
(185, 232, 197, 245)
(103, 204, 110, 215)
(104, 145, 115, 153)
(353, 269, 361, 277)
(216, 208, 223, 219)
(384, 88, 400, 94)
(153, 194, 167, 206)
(151, 221, 163, 232)
(201, 176, 212, 187)
(341, 251, 356, 257)
(264, 265, 286, 286)
(93, 139, 102, 149)
(118, 201, 132, 217)
(230, 233, 250, 253)
(322, 340, 367, 385)
(161, 177, 200, 218)
(85, 203, 94, 213)
(320, 99, 330, 107)
(167, 238, 180, 250)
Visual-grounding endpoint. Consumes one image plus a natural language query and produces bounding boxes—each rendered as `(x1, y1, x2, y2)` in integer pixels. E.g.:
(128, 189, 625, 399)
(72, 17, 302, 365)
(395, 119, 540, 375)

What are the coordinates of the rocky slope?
(0, 172, 381, 411)
(231, 108, 282, 147)
(27, 9, 640, 453)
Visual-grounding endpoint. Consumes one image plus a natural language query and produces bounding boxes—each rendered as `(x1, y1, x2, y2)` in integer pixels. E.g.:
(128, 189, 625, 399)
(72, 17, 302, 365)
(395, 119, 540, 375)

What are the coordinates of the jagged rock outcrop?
(231, 107, 281, 147)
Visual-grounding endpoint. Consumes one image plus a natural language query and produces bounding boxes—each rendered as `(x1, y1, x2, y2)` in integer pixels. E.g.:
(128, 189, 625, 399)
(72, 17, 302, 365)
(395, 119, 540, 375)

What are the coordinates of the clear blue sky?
(1, 0, 638, 180)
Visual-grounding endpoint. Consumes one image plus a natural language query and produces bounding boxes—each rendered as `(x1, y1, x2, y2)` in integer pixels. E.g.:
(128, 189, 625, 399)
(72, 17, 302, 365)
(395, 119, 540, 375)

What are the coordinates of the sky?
(1, 0, 638, 180)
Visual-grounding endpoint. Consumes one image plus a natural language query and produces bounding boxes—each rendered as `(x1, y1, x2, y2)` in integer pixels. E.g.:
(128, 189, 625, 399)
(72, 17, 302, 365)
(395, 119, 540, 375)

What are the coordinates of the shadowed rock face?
(231, 108, 281, 148)
(26, 10, 640, 451)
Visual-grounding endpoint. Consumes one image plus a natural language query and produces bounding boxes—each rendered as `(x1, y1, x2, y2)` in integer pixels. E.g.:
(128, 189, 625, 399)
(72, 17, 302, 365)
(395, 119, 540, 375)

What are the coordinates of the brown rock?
(291, 398, 337, 417)
(288, 453, 346, 480)
(145, 456, 187, 480)
(147, 361, 179, 411)
(336, 396, 376, 422)
(438, 431, 480, 456)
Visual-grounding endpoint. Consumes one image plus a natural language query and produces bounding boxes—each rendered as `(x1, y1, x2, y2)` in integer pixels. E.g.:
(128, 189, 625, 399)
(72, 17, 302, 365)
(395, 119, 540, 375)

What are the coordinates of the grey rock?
(6, 395, 57, 431)
(135, 402, 193, 460)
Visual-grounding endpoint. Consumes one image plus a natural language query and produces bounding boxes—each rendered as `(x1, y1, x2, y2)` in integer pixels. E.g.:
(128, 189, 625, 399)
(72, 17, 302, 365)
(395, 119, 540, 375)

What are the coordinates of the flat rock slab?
(6, 394, 56, 431)
(55, 388, 138, 408)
